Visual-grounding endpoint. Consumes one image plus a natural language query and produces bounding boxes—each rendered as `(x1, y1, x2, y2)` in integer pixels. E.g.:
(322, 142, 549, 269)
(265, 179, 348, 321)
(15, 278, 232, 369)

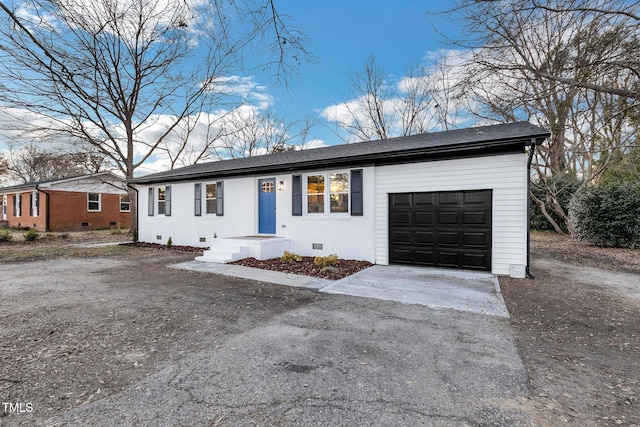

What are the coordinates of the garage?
(389, 190, 492, 271)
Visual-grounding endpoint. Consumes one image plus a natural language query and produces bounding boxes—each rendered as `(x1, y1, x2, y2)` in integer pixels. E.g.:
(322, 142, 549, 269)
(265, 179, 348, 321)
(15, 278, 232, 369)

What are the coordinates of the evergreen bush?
(569, 183, 640, 248)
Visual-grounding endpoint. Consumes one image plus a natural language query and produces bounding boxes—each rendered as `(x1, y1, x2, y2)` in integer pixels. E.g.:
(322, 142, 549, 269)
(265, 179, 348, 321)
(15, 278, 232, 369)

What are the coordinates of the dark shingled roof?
(130, 121, 549, 184)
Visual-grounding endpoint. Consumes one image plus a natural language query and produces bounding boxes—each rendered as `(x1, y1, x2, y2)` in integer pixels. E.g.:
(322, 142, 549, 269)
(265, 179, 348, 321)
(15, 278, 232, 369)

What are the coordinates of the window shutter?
(351, 169, 363, 216)
(216, 181, 224, 216)
(148, 187, 154, 216)
(194, 183, 202, 216)
(165, 186, 172, 216)
(292, 174, 302, 216)
(29, 193, 34, 216)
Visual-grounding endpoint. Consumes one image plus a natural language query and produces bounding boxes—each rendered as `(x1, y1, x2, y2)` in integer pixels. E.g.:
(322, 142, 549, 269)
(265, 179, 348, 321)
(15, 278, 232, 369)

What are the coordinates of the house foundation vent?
(312, 243, 323, 250)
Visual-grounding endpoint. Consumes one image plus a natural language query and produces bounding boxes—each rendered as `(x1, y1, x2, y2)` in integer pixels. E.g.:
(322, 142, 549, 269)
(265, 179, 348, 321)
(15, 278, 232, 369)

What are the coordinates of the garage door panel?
(438, 211, 459, 224)
(390, 193, 412, 207)
(391, 230, 412, 244)
(415, 212, 434, 225)
(414, 231, 434, 244)
(463, 211, 490, 225)
(390, 212, 412, 225)
(389, 190, 492, 272)
(414, 193, 435, 205)
(463, 232, 490, 247)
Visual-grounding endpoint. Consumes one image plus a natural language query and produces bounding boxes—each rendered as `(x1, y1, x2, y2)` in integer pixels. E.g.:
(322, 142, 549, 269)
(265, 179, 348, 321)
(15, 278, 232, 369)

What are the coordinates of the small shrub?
(23, 228, 40, 242)
(0, 229, 13, 243)
(569, 182, 640, 248)
(313, 254, 339, 267)
(320, 265, 339, 274)
(281, 251, 302, 264)
(167, 237, 173, 248)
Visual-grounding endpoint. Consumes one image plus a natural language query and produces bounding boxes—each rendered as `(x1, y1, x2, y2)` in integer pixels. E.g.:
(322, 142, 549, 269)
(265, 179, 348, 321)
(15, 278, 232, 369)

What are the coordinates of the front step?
(195, 240, 249, 263)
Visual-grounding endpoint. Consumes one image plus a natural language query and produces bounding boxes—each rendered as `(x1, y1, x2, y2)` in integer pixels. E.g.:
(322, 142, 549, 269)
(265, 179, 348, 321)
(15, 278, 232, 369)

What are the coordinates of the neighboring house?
(0, 172, 130, 232)
(129, 122, 549, 278)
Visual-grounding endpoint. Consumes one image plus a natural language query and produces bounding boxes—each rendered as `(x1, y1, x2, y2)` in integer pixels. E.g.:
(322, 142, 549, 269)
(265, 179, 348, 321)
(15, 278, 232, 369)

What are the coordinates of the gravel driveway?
(1, 249, 531, 426)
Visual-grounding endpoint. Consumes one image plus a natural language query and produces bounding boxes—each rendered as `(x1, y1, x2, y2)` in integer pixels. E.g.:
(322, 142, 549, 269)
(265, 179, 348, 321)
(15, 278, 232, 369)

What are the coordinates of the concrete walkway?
(171, 261, 510, 318)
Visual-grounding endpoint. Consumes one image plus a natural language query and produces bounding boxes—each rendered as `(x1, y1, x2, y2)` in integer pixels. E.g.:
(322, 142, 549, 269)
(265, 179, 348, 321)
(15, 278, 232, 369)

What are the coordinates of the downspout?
(526, 138, 537, 279)
(35, 185, 51, 232)
(126, 183, 139, 239)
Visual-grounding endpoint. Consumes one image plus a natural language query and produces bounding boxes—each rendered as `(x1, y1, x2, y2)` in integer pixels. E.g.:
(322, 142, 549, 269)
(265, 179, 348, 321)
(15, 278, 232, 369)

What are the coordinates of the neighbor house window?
(206, 183, 217, 214)
(120, 194, 130, 212)
(88, 193, 101, 211)
(329, 173, 349, 213)
(307, 175, 325, 213)
(30, 191, 39, 217)
(13, 194, 21, 217)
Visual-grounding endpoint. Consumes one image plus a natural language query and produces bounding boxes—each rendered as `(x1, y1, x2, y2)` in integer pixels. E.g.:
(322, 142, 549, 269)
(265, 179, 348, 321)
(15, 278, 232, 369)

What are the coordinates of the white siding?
(374, 153, 528, 276)
(136, 167, 377, 262)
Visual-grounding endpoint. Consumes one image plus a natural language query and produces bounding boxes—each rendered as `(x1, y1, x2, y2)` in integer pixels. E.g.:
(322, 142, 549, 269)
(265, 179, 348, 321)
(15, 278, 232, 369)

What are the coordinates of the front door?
(258, 178, 276, 234)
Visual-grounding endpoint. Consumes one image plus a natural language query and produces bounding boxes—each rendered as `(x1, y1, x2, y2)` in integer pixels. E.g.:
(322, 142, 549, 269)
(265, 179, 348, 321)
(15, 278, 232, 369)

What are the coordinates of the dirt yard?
(0, 231, 638, 426)
(499, 233, 640, 426)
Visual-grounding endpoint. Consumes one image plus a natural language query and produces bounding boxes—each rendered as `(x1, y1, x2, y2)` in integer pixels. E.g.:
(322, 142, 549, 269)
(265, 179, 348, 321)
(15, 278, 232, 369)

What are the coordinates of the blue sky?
(256, 0, 459, 144)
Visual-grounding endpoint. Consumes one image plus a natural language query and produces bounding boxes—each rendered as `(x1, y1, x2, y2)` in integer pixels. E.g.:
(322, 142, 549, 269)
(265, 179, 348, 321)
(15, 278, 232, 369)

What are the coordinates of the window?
(305, 172, 351, 214)
(148, 187, 154, 216)
(157, 187, 166, 215)
(29, 191, 39, 217)
(88, 193, 101, 211)
(307, 175, 325, 213)
(329, 173, 349, 213)
(206, 183, 217, 214)
(13, 194, 21, 217)
(120, 194, 131, 212)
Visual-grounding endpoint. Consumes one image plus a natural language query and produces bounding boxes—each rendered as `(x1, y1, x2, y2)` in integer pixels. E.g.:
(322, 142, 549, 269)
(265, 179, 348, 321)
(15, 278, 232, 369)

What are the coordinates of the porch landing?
(195, 236, 290, 264)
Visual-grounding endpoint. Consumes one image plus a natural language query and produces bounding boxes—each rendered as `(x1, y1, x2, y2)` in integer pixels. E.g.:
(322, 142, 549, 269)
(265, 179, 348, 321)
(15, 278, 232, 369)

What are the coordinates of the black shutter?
(292, 175, 302, 216)
(216, 181, 224, 216)
(165, 186, 172, 216)
(194, 183, 201, 216)
(351, 169, 363, 216)
(148, 187, 154, 216)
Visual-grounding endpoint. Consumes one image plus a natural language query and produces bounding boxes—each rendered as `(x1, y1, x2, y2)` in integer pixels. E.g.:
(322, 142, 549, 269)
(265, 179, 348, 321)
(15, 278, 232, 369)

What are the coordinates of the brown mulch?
(531, 232, 640, 274)
(126, 241, 205, 253)
(231, 256, 373, 280)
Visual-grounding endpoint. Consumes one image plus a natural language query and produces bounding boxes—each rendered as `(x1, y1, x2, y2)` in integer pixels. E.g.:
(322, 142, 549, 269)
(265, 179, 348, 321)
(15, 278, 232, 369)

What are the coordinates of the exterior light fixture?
(278, 181, 284, 191)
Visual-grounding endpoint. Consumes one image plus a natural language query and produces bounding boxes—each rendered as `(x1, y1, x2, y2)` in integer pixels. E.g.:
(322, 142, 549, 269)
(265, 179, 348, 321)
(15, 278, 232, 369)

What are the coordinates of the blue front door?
(258, 178, 276, 234)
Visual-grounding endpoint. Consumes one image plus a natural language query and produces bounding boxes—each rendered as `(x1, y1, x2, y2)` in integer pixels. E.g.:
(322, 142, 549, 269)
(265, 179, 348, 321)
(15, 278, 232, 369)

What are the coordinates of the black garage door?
(389, 190, 492, 271)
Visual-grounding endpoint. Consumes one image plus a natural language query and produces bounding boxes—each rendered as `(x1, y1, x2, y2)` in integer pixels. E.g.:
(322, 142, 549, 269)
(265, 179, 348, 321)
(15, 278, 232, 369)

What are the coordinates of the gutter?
(526, 138, 538, 279)
(34, 185, 51, 232)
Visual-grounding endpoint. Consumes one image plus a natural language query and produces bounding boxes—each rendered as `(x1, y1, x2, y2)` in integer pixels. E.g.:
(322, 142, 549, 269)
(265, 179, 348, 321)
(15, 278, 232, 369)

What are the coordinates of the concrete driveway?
(36, 260, 529, 426)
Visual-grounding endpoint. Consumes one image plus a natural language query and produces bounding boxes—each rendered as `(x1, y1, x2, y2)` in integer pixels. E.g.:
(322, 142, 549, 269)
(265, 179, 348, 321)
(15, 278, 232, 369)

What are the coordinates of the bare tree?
(444, 0, 640, 235)
(326, 55, 450, 142)
(0, 0, 310, 230)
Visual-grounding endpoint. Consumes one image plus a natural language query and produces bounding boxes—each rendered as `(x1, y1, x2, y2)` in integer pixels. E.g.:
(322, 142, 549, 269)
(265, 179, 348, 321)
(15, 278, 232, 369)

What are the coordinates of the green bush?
(0, 229, 13, 243)
(23, 228, 40, 242)
(569, 183, 640, 248)
(281, 251, 302, 264)
(166, 237, 173, 248)
(313, 254, 339, 267)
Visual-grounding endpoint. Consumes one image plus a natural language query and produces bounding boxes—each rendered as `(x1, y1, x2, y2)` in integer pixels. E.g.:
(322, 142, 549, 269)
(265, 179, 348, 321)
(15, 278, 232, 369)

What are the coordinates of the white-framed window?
(305, 171, 350, 215)
(88, 193, 101, 212)
(13, 194, 21, 217)
(2, 194, 7, 220)
(206, 183, 217, 214)
(31, 191, 39, 217)
(120, 193, 131, 212)
(157, 186, 166, 215)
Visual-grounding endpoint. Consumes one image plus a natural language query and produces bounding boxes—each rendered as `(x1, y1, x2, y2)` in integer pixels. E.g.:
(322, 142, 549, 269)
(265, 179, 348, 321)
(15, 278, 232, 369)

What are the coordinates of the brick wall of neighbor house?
(48, 191, 130, 231)
(2, 191, 48, 230)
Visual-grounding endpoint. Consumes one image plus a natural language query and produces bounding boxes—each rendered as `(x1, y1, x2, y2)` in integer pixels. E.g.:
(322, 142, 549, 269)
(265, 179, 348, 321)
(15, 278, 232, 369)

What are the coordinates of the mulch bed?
(125, 242, 206, 253)
(231, 257, 373, 280)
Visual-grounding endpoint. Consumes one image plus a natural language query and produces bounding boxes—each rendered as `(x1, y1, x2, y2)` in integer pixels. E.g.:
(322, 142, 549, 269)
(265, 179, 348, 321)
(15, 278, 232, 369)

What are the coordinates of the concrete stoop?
(195, 236, 291, 263)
